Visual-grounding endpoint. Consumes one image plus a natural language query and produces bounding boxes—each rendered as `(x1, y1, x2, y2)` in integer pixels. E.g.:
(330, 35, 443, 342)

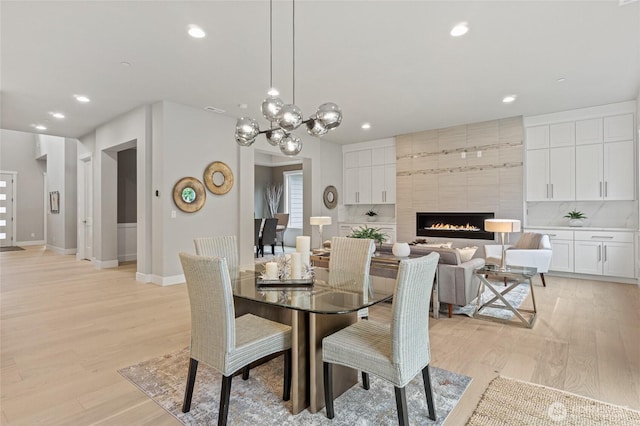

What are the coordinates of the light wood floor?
(1, 247, 639, 425)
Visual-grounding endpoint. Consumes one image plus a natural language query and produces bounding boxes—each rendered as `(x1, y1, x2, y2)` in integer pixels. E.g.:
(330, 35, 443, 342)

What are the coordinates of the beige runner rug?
(467, 376, 640, 425)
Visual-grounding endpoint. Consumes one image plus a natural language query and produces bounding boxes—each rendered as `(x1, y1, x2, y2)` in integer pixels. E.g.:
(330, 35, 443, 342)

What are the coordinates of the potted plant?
(564, 210, 587, 227)
(365, 209, 378, 222)
(347, 225, 389, 248)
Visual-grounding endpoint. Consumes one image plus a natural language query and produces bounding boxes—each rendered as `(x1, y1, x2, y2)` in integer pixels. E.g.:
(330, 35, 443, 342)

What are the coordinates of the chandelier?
(234, 0, 342, 156)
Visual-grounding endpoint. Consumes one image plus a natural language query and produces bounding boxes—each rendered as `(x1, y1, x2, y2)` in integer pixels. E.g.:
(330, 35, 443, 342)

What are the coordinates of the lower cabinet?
(574, 231, 635, 278)
(527, 228, 636, 279)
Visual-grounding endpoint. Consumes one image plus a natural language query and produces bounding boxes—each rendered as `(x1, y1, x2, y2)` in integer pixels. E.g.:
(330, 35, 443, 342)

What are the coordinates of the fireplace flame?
(425, 222, 480, 232)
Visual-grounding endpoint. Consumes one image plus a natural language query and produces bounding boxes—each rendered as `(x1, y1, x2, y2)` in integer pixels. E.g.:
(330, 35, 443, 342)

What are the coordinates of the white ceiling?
(1, 1, 639, 145)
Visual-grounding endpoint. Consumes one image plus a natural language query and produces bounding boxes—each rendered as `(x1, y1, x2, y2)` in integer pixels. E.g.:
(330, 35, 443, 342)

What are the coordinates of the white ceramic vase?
(392, 242, 411, 258)
(568, 219, 583, 227)
(366, 216, 377, 222)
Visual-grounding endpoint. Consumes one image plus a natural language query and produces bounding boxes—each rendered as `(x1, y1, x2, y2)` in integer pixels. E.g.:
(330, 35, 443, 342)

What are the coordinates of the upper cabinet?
(343, 141, 396, 205)
(525, 109, 636, 202)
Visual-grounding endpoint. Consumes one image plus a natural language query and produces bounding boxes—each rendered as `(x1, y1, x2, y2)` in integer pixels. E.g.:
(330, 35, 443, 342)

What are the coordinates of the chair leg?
(540, 273, 546, 287)
(422, 365, 437, 421)
(281, 240, 285, 251)
(283, 349, 291, 401)
(323, 362, 334, 419)
(218, 375, 232, 426)
(242, 366, 250, 380)
(182, 357, 198, 413)
(448, 303, 453, 318)
(394, 386, 409, 426)
(271, 244, 275, 255)
(362, 372, 370, 390)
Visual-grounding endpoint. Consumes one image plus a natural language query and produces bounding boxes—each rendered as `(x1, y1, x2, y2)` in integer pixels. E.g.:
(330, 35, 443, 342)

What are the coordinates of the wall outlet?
(477, 151, 482, 158)
(171, 210, 176, 219)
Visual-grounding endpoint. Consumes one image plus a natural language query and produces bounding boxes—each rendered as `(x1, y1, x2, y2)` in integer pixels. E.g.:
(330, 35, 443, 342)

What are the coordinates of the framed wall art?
(172, 177, 206, 213)
(203, 161, 234, 195)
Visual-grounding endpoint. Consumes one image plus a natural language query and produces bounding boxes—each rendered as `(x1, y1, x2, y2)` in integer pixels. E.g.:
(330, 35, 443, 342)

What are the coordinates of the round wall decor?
(173, 177, 206, 213)
(323, 185, 338, 209)
(204, 161, 234, 195)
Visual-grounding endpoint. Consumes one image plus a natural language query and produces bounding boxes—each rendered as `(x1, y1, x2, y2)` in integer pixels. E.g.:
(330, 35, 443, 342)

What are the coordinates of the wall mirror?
(323, 185, 338, 209)
(173, 177, 206, 213)
(204, 161, 234, 195)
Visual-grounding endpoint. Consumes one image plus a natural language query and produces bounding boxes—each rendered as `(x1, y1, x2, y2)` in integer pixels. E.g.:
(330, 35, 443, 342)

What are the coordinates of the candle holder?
(257, 255, 315, 287)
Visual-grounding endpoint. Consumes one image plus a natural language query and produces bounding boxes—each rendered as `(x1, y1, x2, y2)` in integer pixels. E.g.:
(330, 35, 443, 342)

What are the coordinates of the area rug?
(119, 347, 471, 425)
(449, 281, 530, 320)
(466, 376, 640, 425)
(0, 246, 25, 252)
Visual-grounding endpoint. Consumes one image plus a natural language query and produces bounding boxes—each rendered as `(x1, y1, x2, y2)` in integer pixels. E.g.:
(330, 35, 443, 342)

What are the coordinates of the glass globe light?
(235, 117, 260, 139)
(266, 128, 287, 146)
(261, 96, 284, 122)
(235, 133, 256, 147)
(278, 104, 303, 131)
(280, 135, 302, 156)
(306, 117, 329, 137)
(316, 102, 342, 129)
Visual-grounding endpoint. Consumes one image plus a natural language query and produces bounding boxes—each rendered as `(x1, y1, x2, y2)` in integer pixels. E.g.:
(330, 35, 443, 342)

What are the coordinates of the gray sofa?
(376, 243, 485, 317)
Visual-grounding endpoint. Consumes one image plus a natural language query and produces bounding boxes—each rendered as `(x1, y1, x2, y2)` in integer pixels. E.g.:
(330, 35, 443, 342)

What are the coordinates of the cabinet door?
(371, 165, 385, 204)
(603, 113, 634, 142)
(344, 151, 360, 169)
(575, 144, 603, 200)
(550, 122, 575, 147)
(602, 242, 635, 278)
(526, 149, 549, 201)
(575, 118, 603, 145)
(549, 240, 573, 272)
(603, 140, 634, 200)
(357, 166, 372, 204)
(384, 163, 396, 203)
(549, 146, 574, 200)
(344, 168, 359, 204)
(526, 125, 549, 150)
(574, 241, 602, 275)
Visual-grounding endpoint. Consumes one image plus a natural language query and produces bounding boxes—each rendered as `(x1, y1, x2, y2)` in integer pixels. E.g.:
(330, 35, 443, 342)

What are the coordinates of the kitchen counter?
(525, 225, 637, 232)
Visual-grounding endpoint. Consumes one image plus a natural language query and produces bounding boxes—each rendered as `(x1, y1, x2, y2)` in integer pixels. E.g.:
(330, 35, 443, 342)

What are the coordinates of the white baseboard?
(547, 271, 638, 285)
(118, 254, 137, 262)
(16, 240, 45, 246)
(136, 272, 151, 283)
(93, 259, 119, 269)
(46, 245, 77, 255)
(151, 274, 185, 286)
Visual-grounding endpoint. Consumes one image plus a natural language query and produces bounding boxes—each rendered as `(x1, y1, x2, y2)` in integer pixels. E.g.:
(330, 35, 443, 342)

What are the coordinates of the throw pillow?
(456, 246, 478, 262)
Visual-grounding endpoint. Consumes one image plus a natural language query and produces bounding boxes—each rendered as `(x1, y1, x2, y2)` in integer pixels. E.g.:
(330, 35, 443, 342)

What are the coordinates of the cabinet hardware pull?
(597, 245, 601, 262)
(603, 245, 607, 262)
(546, 184, 549, 199)
(549, 234, 557, 237)
(591, 236, 614, 239)
(550, 184, 553, 198)
(599, 181, 602, 197)
(604, 181, 608, 197)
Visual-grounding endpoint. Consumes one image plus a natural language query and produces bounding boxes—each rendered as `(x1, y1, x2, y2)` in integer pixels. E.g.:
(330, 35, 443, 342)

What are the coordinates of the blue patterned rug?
(448, 281, 531, 320)
(119, 347, 471, 425)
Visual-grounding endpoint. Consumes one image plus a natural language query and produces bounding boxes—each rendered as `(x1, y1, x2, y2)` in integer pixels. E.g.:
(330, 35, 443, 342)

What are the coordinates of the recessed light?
(557, 77, 566, 83)
(267, 88, 279, 97)
(238, 103, 248, 109)
(120, 61, 131, 67)
(50, 112, 65, 119)
(361, 123, 371, 130)
(450, 22, 469, 37)
(74, 95, 90, 103)
(187, 25, 206, 38)
(33, 124, 47, 131)
(502, 95, 517, 103)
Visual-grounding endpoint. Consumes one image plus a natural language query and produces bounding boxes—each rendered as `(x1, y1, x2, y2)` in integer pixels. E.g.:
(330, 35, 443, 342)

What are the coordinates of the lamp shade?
(310, 216, 332, 226)
(484, 219, 521, 233)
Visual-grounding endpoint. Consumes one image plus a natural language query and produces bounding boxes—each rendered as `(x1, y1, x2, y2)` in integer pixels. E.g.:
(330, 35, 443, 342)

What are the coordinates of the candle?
(296, 236, 311, 268)
(290, 252, 302, 279)
(265, 262, 278, 280)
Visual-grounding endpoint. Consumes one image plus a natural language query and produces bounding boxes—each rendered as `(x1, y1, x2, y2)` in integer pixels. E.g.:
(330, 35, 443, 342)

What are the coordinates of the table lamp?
(484, 218, 521, 270)
(310, 216, 331, 250)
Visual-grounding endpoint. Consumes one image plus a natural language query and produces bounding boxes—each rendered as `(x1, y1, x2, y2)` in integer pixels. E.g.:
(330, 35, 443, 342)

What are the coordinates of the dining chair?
(322, 252, 440, 425)
(254, 218, 263, 257)
(261, 217, 278, 256)
(328, 236, 374, 318)
(179, 252, 292, 426)
(194, 235, 239, 279)
(274, 213, 289, 252)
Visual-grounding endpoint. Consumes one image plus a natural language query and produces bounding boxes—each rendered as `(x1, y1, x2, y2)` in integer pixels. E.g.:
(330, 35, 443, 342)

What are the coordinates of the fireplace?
(416, 212, 495, 240)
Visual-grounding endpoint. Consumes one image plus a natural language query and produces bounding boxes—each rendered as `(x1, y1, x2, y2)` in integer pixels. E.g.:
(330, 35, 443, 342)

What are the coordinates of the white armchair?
(484, 233, 552, 286)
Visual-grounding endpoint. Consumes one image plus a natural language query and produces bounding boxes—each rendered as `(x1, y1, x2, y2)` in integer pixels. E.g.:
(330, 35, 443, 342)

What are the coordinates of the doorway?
(78, 156, 93, 260)
(0, 172, 16, 247)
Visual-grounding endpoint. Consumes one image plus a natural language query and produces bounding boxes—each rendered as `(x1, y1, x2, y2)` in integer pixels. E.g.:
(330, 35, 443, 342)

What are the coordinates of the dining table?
(231, 268, 394, 414)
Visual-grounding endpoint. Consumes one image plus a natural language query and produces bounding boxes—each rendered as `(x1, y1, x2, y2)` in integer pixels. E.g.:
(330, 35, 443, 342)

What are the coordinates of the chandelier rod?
(292, 0, 296, 105)
(269, 0, 273, 91)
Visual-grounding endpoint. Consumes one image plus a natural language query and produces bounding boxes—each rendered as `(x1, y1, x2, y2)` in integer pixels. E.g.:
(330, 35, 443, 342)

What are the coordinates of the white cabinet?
(526, 147, 574, 201)
(344, 145, 396, 205)
(576, 140, 634, 200)
(546, 230, 574, 273)
(549, 122, 575, 147)
(525, 125, 549, 149)
(576, 118, 602, 145)
(603, 113, 634, 142)
(574, 231, 635, 278)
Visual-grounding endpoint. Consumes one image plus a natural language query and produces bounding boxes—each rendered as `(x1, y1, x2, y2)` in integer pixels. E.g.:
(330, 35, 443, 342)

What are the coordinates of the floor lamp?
(310, 216, 331, 250)
(484, 219, 521, 270)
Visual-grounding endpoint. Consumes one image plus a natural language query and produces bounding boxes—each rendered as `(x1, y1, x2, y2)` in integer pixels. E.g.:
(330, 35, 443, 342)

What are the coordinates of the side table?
(474, 265, 538, 328)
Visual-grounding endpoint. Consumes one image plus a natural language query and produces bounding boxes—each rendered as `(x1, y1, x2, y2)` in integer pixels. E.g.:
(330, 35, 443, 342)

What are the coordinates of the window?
(284, 171, 303, 229)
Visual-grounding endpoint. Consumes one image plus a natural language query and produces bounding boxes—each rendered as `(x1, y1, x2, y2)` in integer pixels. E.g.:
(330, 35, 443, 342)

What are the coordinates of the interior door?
(79, 158, 93, 260)
(0, 173, 15, 247)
